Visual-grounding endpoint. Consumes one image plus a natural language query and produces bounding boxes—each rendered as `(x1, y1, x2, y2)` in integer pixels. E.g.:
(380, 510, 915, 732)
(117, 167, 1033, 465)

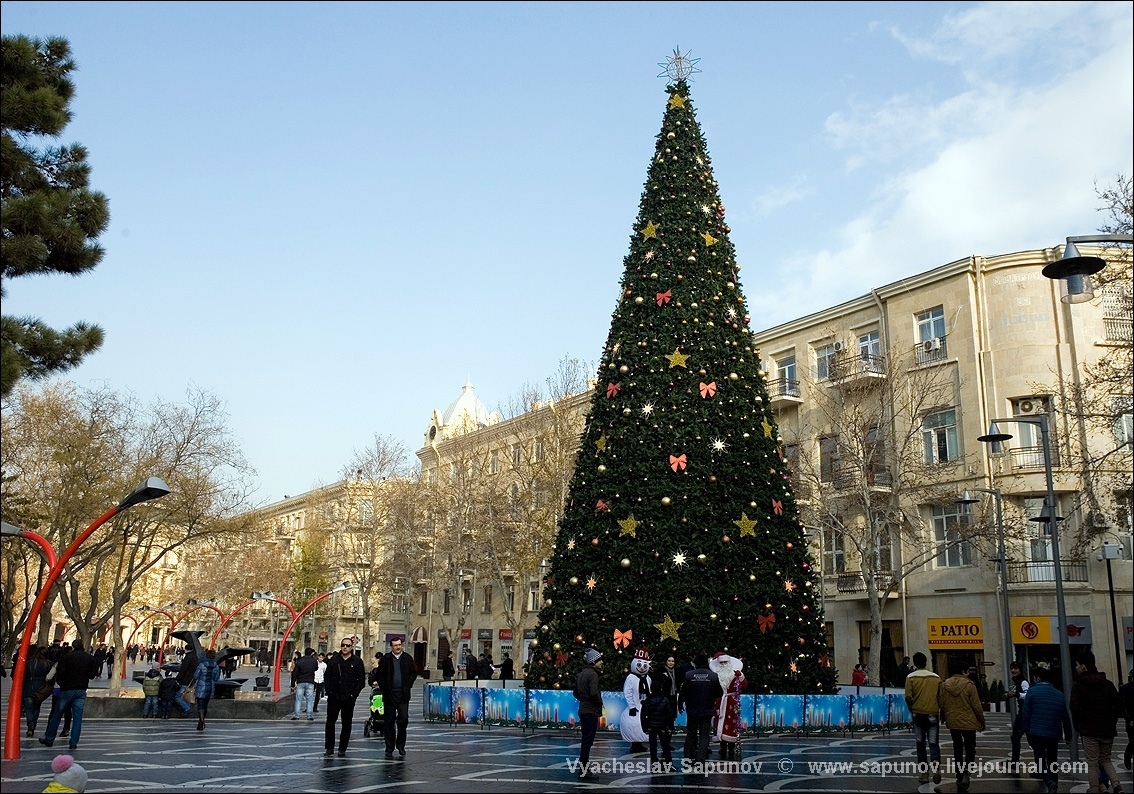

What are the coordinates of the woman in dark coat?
(192, 649, 223, 731)
(22, 645, 52, 736)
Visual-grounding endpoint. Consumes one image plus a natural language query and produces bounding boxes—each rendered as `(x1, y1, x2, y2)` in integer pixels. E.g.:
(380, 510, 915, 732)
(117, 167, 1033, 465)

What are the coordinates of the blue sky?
(2, 1, 1131, 506)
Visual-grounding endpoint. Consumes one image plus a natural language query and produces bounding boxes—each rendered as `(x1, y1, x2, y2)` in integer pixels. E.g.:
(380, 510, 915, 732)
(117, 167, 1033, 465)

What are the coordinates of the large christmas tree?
(525, 53, 836, 694)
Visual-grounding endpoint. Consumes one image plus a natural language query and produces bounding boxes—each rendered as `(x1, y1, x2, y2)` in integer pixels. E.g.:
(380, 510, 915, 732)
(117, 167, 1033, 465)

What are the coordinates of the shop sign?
(523, 628, 537, 639)
(477, 629, 492, 640)
(460, 629, 472, 640)
(499, 629, 514, 640)
(1011, 615, 1093, 645)
(927, 617, 984, 648)
(1124, 616, 1133, 652)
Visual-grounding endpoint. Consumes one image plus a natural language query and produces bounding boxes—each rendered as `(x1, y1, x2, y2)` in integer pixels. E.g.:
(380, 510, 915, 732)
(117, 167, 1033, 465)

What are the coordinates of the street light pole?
(959, 488, 1013, 717)
(2, 477, 171, 761)
(1099, 542, 1125, 683)
(979, 415, 1076, 760)
(272, 583, 353, 693)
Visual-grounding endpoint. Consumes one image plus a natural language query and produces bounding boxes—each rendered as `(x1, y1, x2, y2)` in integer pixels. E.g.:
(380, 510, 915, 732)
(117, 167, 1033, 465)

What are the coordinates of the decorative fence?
(424, 683, 912, 736)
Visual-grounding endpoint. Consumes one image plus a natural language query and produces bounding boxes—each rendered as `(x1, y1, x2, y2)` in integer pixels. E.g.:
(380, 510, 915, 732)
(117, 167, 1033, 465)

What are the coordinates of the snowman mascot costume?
(620, 647, 651, 752)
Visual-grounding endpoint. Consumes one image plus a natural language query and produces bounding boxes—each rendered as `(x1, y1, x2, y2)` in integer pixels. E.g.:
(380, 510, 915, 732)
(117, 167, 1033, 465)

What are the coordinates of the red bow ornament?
(758, 613, 777, 633)
(772, 499, 783, 515)
(595, 499, 609, 512)
(669, 454, 687, 472)
(613, 628, 633, 649)
(698, 381, 717, 398)
(606, 382, 621, 398)
(656, 289, 673, 307)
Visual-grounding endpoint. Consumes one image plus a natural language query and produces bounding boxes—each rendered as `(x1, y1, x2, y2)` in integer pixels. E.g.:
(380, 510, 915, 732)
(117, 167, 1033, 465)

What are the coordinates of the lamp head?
(331, 581, 353, 594)
(978, 422, 1013, 444)
(116, 477, 171, 510)
(1042, 241, 1105, 304)
(957, 490, 983, 505)
(1, 521, 24, 537)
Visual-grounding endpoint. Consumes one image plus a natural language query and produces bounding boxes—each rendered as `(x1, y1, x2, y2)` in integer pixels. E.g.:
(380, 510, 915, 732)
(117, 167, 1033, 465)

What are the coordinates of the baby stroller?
(362, 687, 385, 738)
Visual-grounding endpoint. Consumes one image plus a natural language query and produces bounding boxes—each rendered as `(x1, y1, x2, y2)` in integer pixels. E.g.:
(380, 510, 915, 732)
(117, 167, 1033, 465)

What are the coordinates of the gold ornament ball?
(621, 558, 631, 568)
(623, 408, 632, 415)
(710, 613, 718, 620)
(597, 464, 606, 473)
(749, 574, 756, 581)
(541, 624, 549, 632)
(667, 131, 675, 139)
(651, 272, 658, 279)
(697, 553, 707, 563)
(592, 538, 600, 546)
(729, 372, 739, 381)
(722, 535, 730, 543)
(553, 643, 561, 651)
(569, 576, 579, 585)
(619, 365, 629, 373)
(575, 635, 584, 643)
(529, 639, 539, 648)
(661, 496, 671, 506)
(685, 597, 691, 604)
(545, 598, 552, 605)
(634, 296, 644, 305)
(786, 542, 794, 549)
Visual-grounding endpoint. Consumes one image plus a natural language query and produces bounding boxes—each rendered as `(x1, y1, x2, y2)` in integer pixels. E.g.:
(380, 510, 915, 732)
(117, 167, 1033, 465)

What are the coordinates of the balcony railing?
(767, 377, 802, 405)
(1006, 445, 1060, 470)
(823, 463, 892, 491)
(1104, 316, 1132, 343)
(836, 571, 896, 593)
(828, 353, 887, 384)
(914, 336, 948, 366)
(1006, 559, 1088, 584)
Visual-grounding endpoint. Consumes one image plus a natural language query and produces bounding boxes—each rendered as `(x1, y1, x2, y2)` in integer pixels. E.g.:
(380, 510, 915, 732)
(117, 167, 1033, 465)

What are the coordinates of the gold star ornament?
(642, 220, 658, 239)
(762, 419, 774, 438)
(734, 512, 757, 537)
(667, 93, 687, 109)
(701, 231, 717, 246)
(655, 614, 683, 642)
(618, 514, 640, 537)
(585, 575, 597, 592)
(666, 349, 689, 368)
(596, 434, 607, 451)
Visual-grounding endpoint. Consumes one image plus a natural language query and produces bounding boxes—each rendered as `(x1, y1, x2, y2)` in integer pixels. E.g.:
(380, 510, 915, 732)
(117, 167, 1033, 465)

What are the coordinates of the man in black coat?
(677, 653, 724, 763)
(323, 638, 366, 757)
(38, 637, 98, 750)
(375, 638, 418, 759)
(174, 646, 199, 716)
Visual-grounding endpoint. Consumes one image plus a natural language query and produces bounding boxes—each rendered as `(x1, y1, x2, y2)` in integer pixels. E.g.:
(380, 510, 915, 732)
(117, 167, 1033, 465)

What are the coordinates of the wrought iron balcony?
(1006, 559, 1088, 584)
(767, 377, 802, 408)
(914, 336, 949, 366)
(836, 571, 896, 593)
(828, 353, 887, 386)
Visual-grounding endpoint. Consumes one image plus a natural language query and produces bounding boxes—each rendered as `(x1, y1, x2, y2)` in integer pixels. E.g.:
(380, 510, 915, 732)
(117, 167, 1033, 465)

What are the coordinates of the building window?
(917, 306, 946, 343)
(443, 589, 452, 615)
(1113, 395, 1133, 446)
(778, 355, 797, 384)
(482, 585, 492, 613)
(823, 527, 846, 575)
(528, 582, 540, 612)
(819, 436, 839, 483)
(816, 343, 836, 380)
(512, 443, 522, 467)
(858, 330, 881, 359)
(393, 593, 408, 613)
(510, 484, 521, 521)
(535, 438, 545, 462)
(419, 590, 428, 615)
(505, 585, 516, 612)
(922, 409, 958, 464)
(462, 588, 472, 614)
(932, 503, 972, 568)
(490, 450, 500, 475)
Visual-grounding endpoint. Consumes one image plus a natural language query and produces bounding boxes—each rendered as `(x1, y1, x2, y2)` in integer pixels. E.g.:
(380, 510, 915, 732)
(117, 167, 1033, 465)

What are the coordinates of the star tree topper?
(658, 48, 701, 83)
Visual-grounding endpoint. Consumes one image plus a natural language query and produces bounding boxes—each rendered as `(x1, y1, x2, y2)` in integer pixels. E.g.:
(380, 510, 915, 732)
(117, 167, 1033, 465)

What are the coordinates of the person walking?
(657, 655, 680, 760)
(192, 649, 222, 732)
(38, 637, 98, 750)
(678, 652, 724, 764)
(22, 645, 53, 737)
(893, 656, 913, 688)
(290, 648, 318, 722)
(1120, 668, 1134, 771)
(478, 654, 495, 680)
(375, 638, 418, 760)
(940, 665, 986, 792)
(1070, 651, 1124, 794)
(313, 653, 327, 714)
(1006, 661, 1031, 763)
(573, 648, 604, 779)
(440, 651, 455, 682)
(466, 651, 478, 681)
(173, 645, 198, 717)
(904, 652, 943, 784)
(1020, 665, 1072, 794)
(645, 657, 676, 768)
(323, 637, 366, 757)
(140, 662, 162, 718)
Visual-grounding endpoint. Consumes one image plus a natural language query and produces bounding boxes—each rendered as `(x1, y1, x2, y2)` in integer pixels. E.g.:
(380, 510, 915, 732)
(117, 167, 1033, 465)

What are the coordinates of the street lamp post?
(1098, 542, 1125, 683)
(958, 488, 1014, 718)
(978, 416, 1077, 760)
(2, 477, 171, 761)
(269, 583, 353, 693)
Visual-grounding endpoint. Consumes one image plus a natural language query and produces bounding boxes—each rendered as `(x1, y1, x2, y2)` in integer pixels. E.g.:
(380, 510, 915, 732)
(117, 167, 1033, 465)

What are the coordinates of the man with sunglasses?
(323, 638, 366, 757)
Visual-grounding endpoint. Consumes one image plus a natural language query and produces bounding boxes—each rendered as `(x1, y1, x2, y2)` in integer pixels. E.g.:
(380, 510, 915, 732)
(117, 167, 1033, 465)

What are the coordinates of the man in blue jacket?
(1019, 666, 1072, 794)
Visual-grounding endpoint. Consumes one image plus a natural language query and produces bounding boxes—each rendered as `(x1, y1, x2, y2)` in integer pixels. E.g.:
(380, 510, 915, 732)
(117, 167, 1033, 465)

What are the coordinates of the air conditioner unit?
(1016, 398, 1047, 416)
(832, 340, 845, 353)
(922, 337, 942, 353)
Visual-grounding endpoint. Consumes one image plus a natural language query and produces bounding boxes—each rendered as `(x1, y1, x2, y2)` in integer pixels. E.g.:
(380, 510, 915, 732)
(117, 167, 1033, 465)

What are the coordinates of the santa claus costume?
(620, 647, 651, 752)
(709, 652, 745, 759)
